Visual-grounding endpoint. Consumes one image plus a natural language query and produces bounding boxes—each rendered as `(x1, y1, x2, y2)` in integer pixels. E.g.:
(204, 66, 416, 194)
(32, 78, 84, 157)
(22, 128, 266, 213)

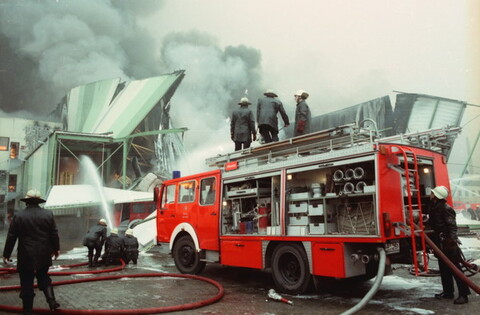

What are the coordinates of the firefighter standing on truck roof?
(2, 189, 61, 314)
(82, 218, 107, 267)
(256, 89, 289, 143)
(425, 185, 470, 304)
(231, 97, 256, 151)
(293, 90, 311, 137)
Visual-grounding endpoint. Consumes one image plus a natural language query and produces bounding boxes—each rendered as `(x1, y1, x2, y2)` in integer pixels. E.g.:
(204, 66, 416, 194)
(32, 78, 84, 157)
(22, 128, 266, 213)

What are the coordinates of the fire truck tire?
(173, 235, 206, 274)
(271, 243, 311, 294)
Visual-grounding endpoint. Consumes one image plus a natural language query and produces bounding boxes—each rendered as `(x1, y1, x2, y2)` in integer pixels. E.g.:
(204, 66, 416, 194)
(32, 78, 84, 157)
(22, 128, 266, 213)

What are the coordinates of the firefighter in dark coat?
(231, 97, 256, 151)
(103, 228, 124, 265)
(425, 185, 470, 304)
(256, 89, 289, 143)
(83, 218, 107, 267)
(2, 189, 61, 314)
(123, 229, 139, 264)
(293, 90, 311, 137)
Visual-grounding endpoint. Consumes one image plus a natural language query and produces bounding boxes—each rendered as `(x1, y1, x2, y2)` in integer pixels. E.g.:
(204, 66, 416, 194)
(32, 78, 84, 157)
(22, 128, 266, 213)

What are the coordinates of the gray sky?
(146, 0, 479, 110)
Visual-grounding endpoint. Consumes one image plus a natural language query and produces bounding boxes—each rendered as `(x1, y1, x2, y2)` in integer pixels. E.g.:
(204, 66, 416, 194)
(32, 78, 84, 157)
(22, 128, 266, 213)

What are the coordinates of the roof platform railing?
(206, 122, 377, 168)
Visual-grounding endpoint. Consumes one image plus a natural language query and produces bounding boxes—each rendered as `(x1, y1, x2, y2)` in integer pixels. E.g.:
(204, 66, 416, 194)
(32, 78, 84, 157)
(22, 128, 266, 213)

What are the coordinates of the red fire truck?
(154, 123, 461, 294)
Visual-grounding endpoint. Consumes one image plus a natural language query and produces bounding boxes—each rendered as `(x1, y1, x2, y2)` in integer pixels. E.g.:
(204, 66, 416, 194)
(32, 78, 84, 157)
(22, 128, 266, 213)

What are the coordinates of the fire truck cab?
(155, 123, 460, 294)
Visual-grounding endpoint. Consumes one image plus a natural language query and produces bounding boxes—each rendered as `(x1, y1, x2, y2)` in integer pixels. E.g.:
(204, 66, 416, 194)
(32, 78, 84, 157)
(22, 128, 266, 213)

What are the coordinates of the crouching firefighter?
(83, 218, 107, 267)
(103, 228, 124, 265)
(2, 189, 61, 314)
(123, 229, 139, 264)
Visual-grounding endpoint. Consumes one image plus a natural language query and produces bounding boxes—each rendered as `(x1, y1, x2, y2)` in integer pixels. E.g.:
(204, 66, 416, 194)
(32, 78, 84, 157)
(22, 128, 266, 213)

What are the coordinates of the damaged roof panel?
(65, 70, 185, 139)
(67, 78, 121, 133)
(90, 71, 185, 139)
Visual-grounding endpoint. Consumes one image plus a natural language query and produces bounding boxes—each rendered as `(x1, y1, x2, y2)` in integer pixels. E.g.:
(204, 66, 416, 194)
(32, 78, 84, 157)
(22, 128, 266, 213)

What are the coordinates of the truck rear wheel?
(173, 235, 206, 274)
(271, 243, 311, 294)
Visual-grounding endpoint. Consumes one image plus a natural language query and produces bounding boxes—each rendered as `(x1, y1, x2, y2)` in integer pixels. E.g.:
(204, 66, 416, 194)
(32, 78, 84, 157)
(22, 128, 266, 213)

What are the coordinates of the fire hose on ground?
(0, 259, 225, 314)
(340, 247, 386, 315)
(423, 233, 480, 294)
(342, 232, 480, 315)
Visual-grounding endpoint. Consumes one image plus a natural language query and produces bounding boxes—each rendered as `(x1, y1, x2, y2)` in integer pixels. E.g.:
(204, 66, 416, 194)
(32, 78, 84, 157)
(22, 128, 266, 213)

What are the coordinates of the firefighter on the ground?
(2, 189, 61, 313)
(122, 229, 139, 264)
(293, 90, 311, 137)
(82, 218, 107, 267)
(102, 228, 125, 265)
(230, 97, 256, 151)
(256, 89, 289, 143)
(424, 185, 470, 304)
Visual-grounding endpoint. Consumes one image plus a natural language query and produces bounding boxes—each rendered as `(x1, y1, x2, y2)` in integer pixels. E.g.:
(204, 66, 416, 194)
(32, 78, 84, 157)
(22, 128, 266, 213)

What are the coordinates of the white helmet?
(20, 189, 46, 203)
(294, 90, 309, 99)
(110, 228, 118, 235)
(98, 219, 107, 226)
(238, 97, 251, 105)
(125, 229, 134, 236)
(432, 186, 449, 200)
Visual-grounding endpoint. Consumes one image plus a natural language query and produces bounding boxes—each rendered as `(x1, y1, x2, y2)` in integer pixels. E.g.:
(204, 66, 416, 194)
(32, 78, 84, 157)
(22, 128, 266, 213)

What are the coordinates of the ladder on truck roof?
(206, 122, 377, 168)
(206, 123, 462, 169)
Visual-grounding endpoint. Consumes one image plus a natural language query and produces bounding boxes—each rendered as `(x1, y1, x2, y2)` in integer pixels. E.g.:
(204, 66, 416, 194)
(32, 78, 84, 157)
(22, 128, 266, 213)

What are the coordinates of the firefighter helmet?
(294, 90, 309, 99)
(20, 189, 46, 204)
(125, 229, 134, 236)
(110, 228, 118, 235)
(98, 218, 107, 226)
(432, 186, 449, 199)
(238, 97, 251, 105)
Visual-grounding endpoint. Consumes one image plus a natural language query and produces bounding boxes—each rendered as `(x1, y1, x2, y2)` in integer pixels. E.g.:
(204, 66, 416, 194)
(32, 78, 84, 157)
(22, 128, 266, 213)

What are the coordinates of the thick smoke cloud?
(159, 30, 263, 173)
(0, 0, 161, 116)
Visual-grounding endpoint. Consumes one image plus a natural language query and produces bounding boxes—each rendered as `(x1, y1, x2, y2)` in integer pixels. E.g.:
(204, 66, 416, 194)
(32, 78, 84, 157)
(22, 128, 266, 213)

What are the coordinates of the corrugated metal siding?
(91, 73, 183, 138)
(67, 78, 120, 133)
(394, 93, 465, 133)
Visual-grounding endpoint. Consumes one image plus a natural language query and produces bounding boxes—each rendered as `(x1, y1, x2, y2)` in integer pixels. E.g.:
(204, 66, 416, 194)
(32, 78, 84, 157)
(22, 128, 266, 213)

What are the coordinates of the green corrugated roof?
(66, 71, 185, 139)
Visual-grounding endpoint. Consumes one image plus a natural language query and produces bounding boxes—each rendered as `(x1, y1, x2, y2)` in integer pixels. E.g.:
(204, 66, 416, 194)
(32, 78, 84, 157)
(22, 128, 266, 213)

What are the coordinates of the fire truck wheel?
(271, 243, 311, 294)
(173, 235, 206, 274)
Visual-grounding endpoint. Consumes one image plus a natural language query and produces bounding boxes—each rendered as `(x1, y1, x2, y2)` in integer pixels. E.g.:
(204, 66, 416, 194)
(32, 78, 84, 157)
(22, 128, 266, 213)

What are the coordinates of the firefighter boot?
(43, 286, 60, 311)
(88, 255, 93, 268)
(22, 296, 34, 315)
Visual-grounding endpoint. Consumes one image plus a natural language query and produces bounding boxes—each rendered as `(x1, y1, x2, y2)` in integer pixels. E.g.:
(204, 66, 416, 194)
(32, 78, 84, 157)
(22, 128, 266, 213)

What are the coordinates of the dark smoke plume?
(0, 0, 162, 116)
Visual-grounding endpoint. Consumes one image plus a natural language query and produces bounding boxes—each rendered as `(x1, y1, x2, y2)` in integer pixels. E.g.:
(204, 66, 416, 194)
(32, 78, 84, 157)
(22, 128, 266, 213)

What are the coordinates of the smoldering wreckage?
(2, 87, 480, 314)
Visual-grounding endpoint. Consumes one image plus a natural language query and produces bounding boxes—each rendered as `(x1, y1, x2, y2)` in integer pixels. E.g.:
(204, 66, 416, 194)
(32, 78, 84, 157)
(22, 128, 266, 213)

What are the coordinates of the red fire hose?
(0, 260, 224, 314)
(423, 234, 480, 294)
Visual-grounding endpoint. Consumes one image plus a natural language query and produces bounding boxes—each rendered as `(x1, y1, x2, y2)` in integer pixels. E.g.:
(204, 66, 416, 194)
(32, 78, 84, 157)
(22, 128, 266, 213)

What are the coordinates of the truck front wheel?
(172, 235, 206, 274)
(271, 243, 311, 294)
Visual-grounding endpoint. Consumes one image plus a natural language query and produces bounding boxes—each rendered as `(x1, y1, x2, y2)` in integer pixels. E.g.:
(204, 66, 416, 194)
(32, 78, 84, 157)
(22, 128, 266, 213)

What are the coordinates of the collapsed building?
(1, 70, 186, 235)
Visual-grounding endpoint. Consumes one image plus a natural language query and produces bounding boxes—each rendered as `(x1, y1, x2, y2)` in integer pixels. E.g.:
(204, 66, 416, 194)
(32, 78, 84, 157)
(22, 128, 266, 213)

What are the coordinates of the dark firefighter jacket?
(83, 224, 107, 248)
(231, 106, 255, 142)
(123, 235, 139, 256)
(426, 199, 458, 240)
(256, 96, 289, 131)
(294, 100, 311, 137)
(105, 234, 124, 257)
(3, 204, 60, 271)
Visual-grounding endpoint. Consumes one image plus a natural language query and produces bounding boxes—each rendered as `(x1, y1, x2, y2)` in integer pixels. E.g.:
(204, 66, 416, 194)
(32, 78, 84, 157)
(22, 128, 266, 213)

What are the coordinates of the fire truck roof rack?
(206, 122, 376, 168)
(206, 122, 462, 169)
(379, 126, 461, 158)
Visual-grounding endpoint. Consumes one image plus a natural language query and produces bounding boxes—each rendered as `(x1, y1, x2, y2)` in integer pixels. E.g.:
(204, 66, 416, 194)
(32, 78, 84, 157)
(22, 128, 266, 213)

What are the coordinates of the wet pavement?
(1, 227, 480, 314)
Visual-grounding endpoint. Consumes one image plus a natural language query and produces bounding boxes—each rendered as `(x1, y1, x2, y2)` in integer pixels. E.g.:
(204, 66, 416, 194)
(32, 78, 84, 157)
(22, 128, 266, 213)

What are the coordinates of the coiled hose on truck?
(0, 259, 225, 314)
